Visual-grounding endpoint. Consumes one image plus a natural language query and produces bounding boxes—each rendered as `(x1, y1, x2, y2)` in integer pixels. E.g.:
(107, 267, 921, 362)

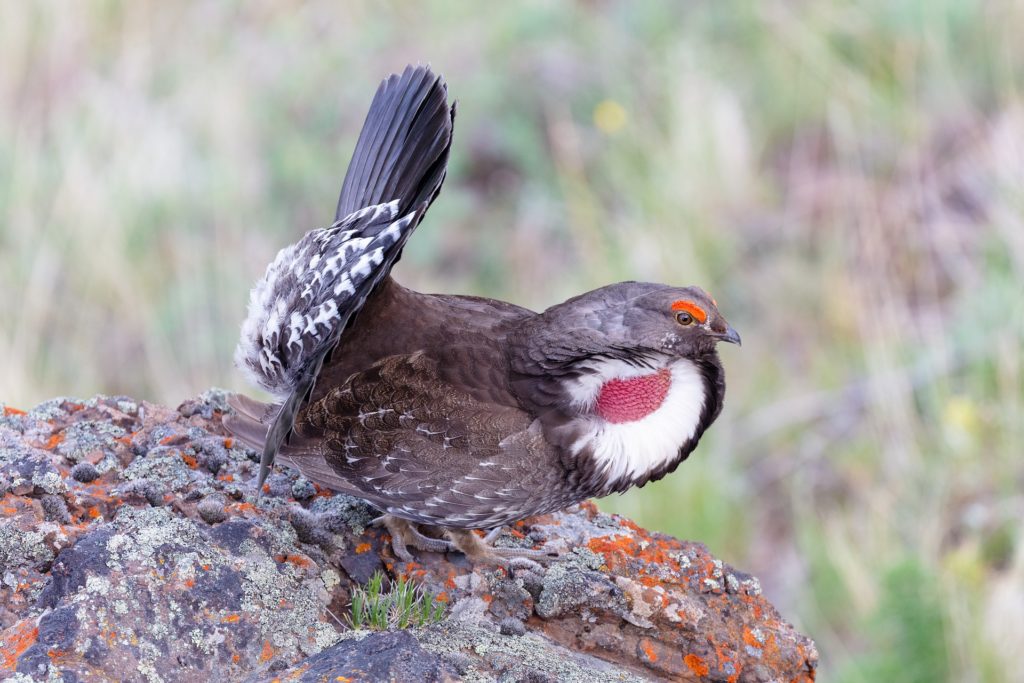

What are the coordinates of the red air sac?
(595, 368, 672, 424)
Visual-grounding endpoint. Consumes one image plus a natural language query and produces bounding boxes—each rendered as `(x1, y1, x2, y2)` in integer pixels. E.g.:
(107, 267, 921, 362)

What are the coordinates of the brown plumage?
(226, 65, 740, 562)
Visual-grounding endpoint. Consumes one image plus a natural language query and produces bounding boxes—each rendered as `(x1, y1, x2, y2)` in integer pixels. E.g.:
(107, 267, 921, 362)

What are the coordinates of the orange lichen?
(671, 300, 708, 323)
(221, 614, 240, 623)
(87, 508, 101, 519)
(1, 620, 38, 669)
(354, 543, 371, 554)
(742, 626, 761, 649)
(275, 554, 314, 569)
(43, 433, 64, 450)
(586, 530, 686, 579)
(311, 483, 333, 498)
(2, 406, 26, 416)
(223, 438, 234, 449)
(259, 641, 274, 663)
(639, 639, 658, 663)
(181, 453, 198, 468)
(713, 642, 741, 683)
(684, 653, 709, 677)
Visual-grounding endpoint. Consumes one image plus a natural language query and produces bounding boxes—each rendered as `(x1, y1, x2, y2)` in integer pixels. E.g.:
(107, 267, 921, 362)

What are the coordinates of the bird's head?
(536, 281, 740, 364)
(612, 283, 741, 357)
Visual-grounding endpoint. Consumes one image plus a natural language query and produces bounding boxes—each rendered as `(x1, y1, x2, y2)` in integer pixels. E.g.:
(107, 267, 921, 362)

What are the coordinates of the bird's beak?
(717, 325, 742, 346)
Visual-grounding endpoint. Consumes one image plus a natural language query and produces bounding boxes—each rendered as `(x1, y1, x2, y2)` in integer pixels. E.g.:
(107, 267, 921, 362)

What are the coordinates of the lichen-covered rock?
(0, 393, 817, 682)
(246, 630, 460, 683)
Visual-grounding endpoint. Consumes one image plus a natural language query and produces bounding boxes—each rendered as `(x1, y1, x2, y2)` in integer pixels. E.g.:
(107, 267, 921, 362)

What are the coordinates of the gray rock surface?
(0, 393, 818, 682)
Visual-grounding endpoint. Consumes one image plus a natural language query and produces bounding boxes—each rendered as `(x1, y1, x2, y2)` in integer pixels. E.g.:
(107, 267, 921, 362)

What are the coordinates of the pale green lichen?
(321, 567, 341, 592)
(0, 524, 55, 571)
(418, 621, 642, 683)
(122, 452, 193, 491)
(57, 419, 126, 462)
(535, 548, 612, 619)
(136, 639, 166, 683)
(32, 469, 67, 495)
(117, 400, 139, 415)
(85, 575, 111, 596)
(4, 674, 38, 683)
(29, 397, 79, 421)
(196, 388, 232, 413)
(702, 578, 723, 593)
(237, 519, 342, 656)
(308, 493, 378, 536)
(668, 550, 693, 569)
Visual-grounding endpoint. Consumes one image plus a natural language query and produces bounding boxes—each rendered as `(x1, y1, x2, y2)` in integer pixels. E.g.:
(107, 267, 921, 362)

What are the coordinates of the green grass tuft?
(348, 571, 447, 631)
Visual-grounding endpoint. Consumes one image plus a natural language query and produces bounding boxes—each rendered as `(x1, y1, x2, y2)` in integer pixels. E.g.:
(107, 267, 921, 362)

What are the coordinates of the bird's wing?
(230, 66, 455, 489)
(280, 352, 563, 528)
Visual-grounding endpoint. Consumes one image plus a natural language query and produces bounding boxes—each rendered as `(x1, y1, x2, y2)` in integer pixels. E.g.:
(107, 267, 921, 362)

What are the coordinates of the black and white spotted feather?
(235, 201, 417, 398)
(231, 65, 455, 490)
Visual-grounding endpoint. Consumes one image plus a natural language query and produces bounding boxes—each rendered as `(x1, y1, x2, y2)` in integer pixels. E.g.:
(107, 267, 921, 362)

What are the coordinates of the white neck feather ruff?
(563, 358, 707, 486)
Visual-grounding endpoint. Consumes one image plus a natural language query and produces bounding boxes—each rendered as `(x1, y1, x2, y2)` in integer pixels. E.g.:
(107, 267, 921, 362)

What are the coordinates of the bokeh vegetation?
(1, 2, 1021, 680)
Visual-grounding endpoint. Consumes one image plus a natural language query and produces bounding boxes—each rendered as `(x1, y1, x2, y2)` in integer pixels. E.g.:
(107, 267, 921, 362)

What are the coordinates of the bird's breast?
(564, 359, 708, 490)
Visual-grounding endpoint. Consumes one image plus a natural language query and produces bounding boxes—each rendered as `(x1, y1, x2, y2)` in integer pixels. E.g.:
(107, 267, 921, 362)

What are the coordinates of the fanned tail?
(228, 65, 455, 496)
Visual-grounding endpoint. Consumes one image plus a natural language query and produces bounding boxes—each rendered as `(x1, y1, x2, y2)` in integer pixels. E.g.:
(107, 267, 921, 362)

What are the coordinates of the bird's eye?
(675, 311, 694, 326)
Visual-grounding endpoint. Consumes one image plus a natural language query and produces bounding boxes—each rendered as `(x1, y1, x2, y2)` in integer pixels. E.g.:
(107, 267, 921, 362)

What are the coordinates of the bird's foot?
(445, 528, 558, 571)
(372, 515, 557, 569)
(372, 514, 452, 563)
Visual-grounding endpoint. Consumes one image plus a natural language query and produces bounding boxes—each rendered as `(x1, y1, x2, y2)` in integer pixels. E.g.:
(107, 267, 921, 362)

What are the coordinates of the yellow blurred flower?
(593, 99, 628, 134)
(944, 396, 980, 435)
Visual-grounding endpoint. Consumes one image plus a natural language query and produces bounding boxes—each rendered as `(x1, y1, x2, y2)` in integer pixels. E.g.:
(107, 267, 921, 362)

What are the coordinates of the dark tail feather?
(335, 65, 455, 221)
(223, 394, 274, 453)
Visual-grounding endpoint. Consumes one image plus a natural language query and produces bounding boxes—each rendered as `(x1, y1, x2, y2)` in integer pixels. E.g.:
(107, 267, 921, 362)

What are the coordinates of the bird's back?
(303, 278, 536, 412)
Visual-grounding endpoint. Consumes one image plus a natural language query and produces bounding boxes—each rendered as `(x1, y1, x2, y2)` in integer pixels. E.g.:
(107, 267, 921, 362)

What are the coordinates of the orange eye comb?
(671, 300, 707, 323)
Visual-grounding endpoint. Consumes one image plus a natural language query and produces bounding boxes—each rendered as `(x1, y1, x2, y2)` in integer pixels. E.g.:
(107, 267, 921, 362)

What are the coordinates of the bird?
(224, 65, 741, 564)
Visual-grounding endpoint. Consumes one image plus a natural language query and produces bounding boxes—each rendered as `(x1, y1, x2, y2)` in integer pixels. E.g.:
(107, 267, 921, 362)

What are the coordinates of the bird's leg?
(372, 514, 455, 562)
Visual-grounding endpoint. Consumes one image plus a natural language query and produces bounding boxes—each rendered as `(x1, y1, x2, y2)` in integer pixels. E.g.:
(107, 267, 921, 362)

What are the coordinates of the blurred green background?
(2, 1, 1022, 680)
